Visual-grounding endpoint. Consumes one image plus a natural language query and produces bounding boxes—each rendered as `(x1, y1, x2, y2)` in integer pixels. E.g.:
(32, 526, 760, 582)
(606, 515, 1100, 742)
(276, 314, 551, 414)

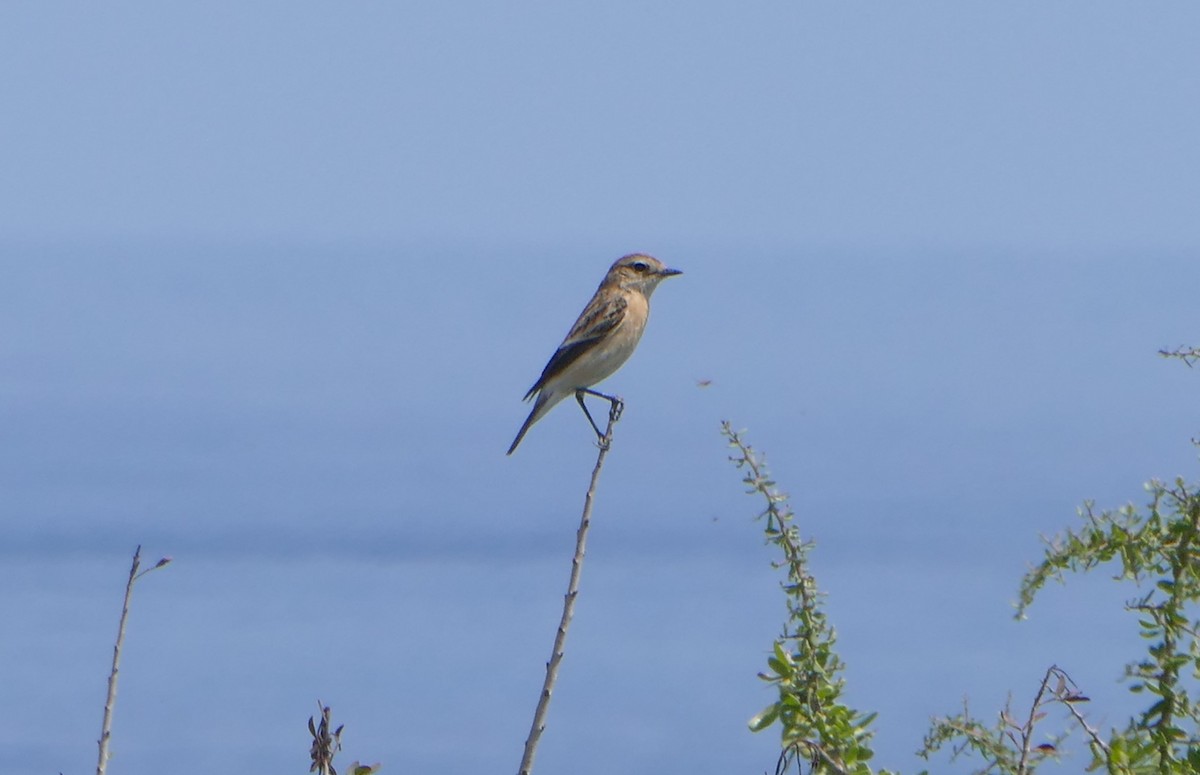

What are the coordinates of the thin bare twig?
(96, 545, 171, 775)
(1014, 667, 1058, 773)
(517, 396, 623, 775)
(1158, 346, 1200, 367)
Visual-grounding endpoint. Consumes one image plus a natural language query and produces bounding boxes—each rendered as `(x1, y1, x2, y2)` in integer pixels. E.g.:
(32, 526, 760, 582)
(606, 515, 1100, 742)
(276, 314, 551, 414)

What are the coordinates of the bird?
(507, 253, 682, 455)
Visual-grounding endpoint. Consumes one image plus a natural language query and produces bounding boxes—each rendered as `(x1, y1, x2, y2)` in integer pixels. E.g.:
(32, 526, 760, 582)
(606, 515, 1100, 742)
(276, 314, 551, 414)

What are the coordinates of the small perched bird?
(507, 253, 682, 455)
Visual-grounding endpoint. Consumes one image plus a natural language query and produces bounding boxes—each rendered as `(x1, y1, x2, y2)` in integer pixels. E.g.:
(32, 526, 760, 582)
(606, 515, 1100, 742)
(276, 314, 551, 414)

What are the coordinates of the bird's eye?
(632, 261, 648, 273)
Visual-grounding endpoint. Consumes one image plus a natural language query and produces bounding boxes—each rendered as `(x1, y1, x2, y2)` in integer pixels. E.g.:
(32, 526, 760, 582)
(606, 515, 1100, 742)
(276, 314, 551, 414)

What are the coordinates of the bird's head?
(605, 253, 682, 297)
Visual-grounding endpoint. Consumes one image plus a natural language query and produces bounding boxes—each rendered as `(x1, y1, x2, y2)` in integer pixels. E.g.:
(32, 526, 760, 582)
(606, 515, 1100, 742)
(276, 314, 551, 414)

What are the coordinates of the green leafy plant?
(924, 478, 1200, 775)
(922, 348, 1200, 774)
(725, 339, 1197, 774)
(723, 422, 889, 775)
(1018, 479, 1200, 774)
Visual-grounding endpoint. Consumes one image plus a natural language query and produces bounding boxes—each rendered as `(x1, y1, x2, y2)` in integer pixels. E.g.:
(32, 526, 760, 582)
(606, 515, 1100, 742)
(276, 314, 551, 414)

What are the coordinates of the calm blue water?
(2, 243, 1196, 773)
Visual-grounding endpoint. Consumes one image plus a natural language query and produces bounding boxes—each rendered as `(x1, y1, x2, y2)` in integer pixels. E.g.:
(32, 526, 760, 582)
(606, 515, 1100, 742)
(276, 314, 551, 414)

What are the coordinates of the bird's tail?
(506, 390, 554, 455)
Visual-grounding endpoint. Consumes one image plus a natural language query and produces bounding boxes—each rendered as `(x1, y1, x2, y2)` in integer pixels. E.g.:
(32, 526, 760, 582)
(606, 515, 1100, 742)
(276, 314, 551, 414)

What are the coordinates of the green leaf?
(748, 703, 780, 732)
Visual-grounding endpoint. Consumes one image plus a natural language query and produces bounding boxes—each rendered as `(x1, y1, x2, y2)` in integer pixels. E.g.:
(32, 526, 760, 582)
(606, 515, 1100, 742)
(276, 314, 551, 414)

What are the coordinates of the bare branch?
(517, 396, 623, 775)
(96, 546, 171, 775)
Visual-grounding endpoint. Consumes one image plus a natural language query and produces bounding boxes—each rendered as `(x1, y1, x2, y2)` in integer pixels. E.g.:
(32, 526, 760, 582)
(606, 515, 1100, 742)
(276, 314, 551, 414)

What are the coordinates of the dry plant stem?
(308, 702, 344, 775)
(1013, 667, 1057, 773)
(95, 546, 170, 775)
(96, 546, 142, 775)
(517, 397, 623, 775)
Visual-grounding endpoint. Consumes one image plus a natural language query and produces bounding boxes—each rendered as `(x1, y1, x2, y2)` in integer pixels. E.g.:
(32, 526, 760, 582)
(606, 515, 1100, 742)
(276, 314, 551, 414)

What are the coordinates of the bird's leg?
(575, 389, 607, 441)
(584, 388, 624, 425)
(577, 389, 625, 449)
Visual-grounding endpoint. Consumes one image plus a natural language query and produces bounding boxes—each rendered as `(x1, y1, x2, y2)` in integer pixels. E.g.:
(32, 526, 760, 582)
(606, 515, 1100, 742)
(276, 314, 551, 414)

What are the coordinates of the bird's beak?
(660, 267, 683, 277)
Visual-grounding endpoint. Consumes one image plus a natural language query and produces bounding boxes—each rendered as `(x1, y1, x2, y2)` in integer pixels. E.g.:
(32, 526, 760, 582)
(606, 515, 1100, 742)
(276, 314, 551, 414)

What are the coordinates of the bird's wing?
(523, 293, 627, 400)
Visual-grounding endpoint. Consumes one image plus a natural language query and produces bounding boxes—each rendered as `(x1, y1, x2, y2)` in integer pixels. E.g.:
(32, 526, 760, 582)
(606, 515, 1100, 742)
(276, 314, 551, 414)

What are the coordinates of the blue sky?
(4, 2, 1198, 250)
(2, 3, 1199, 774)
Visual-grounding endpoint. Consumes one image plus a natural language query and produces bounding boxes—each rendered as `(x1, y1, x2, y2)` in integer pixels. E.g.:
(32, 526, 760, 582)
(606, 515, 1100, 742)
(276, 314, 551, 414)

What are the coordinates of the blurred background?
(2, 3, 1198, 773)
